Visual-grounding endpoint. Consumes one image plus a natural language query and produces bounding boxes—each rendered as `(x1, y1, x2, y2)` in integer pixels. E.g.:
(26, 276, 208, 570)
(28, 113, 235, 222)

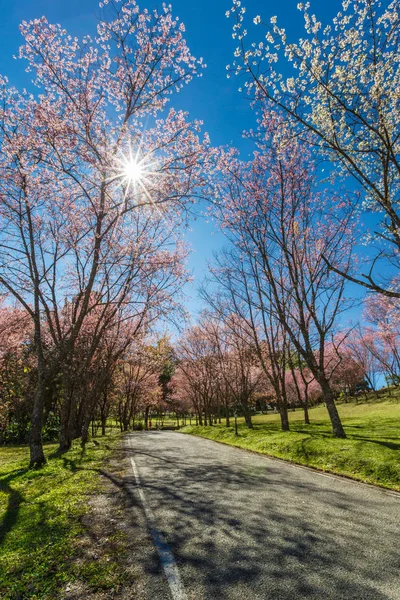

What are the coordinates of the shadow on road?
(112, 431, 399, 600)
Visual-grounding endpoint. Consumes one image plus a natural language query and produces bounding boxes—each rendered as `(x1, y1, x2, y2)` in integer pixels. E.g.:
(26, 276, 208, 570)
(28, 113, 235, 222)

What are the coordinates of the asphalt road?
(124, 431, 400, 600)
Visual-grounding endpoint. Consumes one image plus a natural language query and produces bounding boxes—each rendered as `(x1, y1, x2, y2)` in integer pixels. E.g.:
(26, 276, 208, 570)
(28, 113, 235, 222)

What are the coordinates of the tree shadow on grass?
(47, 446, 87, 471)
(288, 427, 333, 438)
(61, 455, 82, 473)
(0, 448, 88, 547)
(0, 469, 28, 545)
(345, 436, 400, 451)
(48, 446, 70, 460)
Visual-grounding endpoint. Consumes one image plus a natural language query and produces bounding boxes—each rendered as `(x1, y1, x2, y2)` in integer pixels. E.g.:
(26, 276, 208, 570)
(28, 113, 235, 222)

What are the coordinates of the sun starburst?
(108, 142, 157, 202)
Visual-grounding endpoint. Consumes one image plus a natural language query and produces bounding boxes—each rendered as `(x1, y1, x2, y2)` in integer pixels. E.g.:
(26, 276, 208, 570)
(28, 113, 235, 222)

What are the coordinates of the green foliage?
(1, 413, 60, 446)
(150, 335, 176, 400)
(41, 413, 60, 443)
(1, 419, 29, 445)
(181, 401, 400, 491)
(0, 434, 122, 599)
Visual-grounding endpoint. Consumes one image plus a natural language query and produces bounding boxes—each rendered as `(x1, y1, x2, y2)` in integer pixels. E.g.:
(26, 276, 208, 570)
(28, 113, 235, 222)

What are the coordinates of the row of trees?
(172, 304, 399, 431)
(2, 283, 398, 445)
(0, 304, 178, 445)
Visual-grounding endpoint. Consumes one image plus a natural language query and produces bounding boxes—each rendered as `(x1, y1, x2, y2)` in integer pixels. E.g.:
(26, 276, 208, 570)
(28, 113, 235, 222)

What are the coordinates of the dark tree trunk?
(81, 418, 90, 448)
(58, 373, 74, 453)
(303, 401, 310, 425)
(144, 406, 150, 430)
(100, 391, 108, 436)
(279, 402, 290, 431)
(366, 375, 379, 400)
(225, 403, 230, 427)
(29, 323, 46, 468)
(29, 369, 46, 467)
(242, 401, 253, 429)
(58, 414, 72, 452)
(320, 380, 346, 438)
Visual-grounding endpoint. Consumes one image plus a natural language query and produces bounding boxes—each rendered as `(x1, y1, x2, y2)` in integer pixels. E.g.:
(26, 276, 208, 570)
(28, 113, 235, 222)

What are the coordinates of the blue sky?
(0, 0, 358, 318)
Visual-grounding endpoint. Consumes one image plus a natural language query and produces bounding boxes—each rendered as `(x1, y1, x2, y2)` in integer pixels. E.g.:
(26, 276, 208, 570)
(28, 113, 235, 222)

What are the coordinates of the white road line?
(129, 440, 187, 600)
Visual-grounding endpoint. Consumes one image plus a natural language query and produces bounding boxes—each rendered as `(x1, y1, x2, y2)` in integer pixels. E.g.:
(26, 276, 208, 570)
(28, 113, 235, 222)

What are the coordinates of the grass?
(181, 398, 400, 491)
(0, 433, 125, 600)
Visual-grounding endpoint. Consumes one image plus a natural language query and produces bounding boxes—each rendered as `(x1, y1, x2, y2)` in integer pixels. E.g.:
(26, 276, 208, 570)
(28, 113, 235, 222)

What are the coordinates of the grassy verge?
(0, 433, 126, 599)
(180, 400, 400, 491)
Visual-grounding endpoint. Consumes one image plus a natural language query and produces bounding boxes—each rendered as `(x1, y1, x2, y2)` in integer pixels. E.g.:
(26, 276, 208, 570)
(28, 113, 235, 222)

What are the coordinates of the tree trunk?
(29, 324, 46, 468)
(320, 380, 346, 438)
(29, 370, 46, 467)
(225, 403, 230, 427)
(303, 401, 310, 425)
(242, 403, 253, 429)
(279, 402, 290, 431)
(58, 372, 74, 453)
(81, 417, 90, 448)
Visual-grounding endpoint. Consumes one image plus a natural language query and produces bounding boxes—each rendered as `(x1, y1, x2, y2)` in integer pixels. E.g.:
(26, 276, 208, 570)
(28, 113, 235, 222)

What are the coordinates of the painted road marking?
(129, 440, 187, 600)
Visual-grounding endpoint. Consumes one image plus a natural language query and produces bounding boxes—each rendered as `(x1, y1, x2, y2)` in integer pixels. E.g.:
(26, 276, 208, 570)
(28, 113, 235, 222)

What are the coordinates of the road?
(124, 431, 400, 600)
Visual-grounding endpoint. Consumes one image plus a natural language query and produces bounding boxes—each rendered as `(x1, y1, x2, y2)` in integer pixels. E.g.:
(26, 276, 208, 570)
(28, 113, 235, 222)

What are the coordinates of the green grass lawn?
(181, 400, 400, 491)
(0, 433, 123, 600)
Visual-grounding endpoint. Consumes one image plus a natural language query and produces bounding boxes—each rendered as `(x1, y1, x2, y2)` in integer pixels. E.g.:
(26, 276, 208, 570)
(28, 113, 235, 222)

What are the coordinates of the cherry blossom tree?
(170, 367, 200, 423)
(0, 0, 210, 466)
(202, 269, 292, 431)
(323, 342, 366, 399)
(155, 335, 176, 411)
(227, 0, 400, 298)
(176, 322, 220, 426)
(175, 313, 266, 429)
(362, 289, 400, 385)
(210, 116, 355, 438)
(0, 303, 33, 442)
(344, 327, 381, 394)
(286, 356, 321, 424)
(203, 313, 264, 429)
(116, 346, 154, 430)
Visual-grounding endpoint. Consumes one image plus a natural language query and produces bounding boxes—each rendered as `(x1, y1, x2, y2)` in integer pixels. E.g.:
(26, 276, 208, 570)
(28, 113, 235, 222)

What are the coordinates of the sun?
(108, 142, 155, 196)
(123, 159, 145, 185)
(117, 149, 149, 190)
(107, 140, 163, 214)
